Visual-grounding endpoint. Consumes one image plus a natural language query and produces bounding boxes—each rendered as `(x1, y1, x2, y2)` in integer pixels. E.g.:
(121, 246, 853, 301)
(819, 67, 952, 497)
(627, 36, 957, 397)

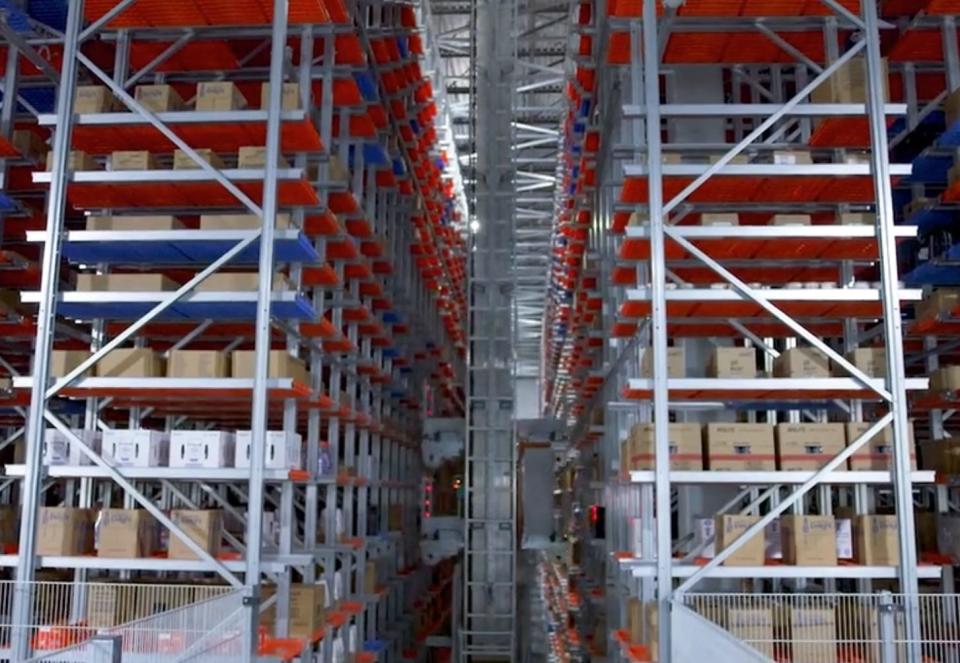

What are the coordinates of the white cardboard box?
(103, 430, 168, 467)
(235, 430, 303, 470)
(836, 518, 853, 559)
(694, 517, 716, 559)
(170, 430, 234, 468)
(43, 428, 101, 466)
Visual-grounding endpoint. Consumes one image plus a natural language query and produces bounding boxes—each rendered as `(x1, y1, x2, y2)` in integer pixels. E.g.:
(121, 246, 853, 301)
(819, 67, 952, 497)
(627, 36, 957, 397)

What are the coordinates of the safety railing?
(676, 592, 960, 663)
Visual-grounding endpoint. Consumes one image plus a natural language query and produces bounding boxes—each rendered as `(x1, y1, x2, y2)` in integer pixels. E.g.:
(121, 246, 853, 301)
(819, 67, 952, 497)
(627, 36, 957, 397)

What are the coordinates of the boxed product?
(37, 507, 95, 556)
(173, 149, 225, 170)
(170, 430, 235, 469)
(51, 350, 92, 378)
(167, 510, 223, 560)
(167, 350, 230, 378)
(772, 150, 813, 165)
(932, 366, 960, 391)
(707, 347, 756, 379)
(770, 213, 812, 226)
(845, 422, 916, 471)
(237, 146, 290, 169)
(235, 430, 302, 470)
(12, 129, 46, 162)
(626, 598, 643, 642)
(937, 513, 960, 560)
(854, 515, 899, 566)
(699, 212, 739, 226)
(97, 348, 163, 378)
(626, 516, 644, 557)
(776, 606, 838, 663)
(43, 428, 100, 466)
(840, 212, 875, 225)
(85, 215, 184, 231)
(916, 289, 960, 323)
(724, 607, 775, 659)
(330, 155, 351, 184)
(639, 346, 685, 378)
(96, 509, 156, 558)
(195, 82, 246, 111)
(86, 583, 139, 628)
(775, 423, 845, 471)
(102, 429, 168, 467)
(196, 272, 288, 292)
(810, 56, 888, 104)
(74, 85, 113, 113)
(134, 84, 184, 112)
(780, 515, 837, 566)
(260, 82, 302, 110)
(110, 150, 158, 171)
(774, 347, 829, 378)
(704, 423, 776, 471)
(626, 423, 702, 471)
(838, 347, 886, 378)
(261, 583, 326, 639)
(232, 350, 309, 384)
(714, 515, 764, 566)
(836, 518, 853, 559)
(76, 273, 177, 292)
(693, 517, 715, 558)
(46, 150, 98, 171)
(199, 213, 291, 230)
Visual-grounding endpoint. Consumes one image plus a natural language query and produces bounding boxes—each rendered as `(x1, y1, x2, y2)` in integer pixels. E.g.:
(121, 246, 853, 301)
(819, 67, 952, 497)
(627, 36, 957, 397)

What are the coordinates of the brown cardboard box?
(237, 146, 290, 169)
(77, 273, 176, 292)
(775, 423, 845, 471)
(840, 347, 886, 378)
(51, 350, 92, 378)
(714, 515, 764, 566)
(840, 212, 875, 225)
(932, 365, 960, 391)
(261, 583, 326, 639)
(774, 347, 829, 378)
(854, 515, 899, 566)
(232, 350, 309, 384)
(196, 272, 288, 292)
(780, 515, 837, 566)
(626, 423, 702, 471)
(639, 346, 685, 378)
(724, 608, 775, 659)
(775, 607, 837, 663)
(12, 130, 45, 162)
(260, 82, 302, 110)
(86, 583, 139, 628)
(811, 56, 888, 104)
(74, 85, 113, 113)
(626, 598, 643, 642)
(167, 350, 229, 378)
(86, 215, 184, 231)
(388, 504, 402, 530)
(98, 348, 164, 378)
(134, 84, 184, 112)
(707, 153, 749, 165)
(915, 289, 960, 323)
(111, 150, 158, 171)
(707, 347, 756, 379)
(0, 506, 18, 546)
(199, 213, 291, 230)
(195, 82, 246, 111)
(364, 560, 379, 594)
(770, 213, 812, 226)
(699, 212, 739, 226)
(167, 510, 222, 560)
(704, 423, 776, 471)
(97, 509, 155, 558)
(37, 507, 95, 555)
(330, 155, 351, 184)
(46, 150, 98, 171)
(845, 422, 916, 471)
(173, 149, 225, 170)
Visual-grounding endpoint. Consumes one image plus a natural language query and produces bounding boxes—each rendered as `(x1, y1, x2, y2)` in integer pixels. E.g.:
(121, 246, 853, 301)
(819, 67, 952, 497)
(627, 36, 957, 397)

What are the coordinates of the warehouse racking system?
(0, 0, 469, 661)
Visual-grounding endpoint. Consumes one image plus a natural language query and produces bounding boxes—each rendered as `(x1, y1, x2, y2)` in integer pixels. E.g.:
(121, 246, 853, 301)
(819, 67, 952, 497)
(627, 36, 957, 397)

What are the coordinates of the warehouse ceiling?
(426, 0, 569, 381)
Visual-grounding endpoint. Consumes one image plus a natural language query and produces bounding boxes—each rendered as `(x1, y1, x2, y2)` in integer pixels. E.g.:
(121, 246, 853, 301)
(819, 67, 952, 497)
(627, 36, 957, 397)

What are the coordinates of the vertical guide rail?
(640, 2, 672, 662)
(243, 0, 288, 658)
(861, 1, 921, 657)
(11, 1, 83, 660)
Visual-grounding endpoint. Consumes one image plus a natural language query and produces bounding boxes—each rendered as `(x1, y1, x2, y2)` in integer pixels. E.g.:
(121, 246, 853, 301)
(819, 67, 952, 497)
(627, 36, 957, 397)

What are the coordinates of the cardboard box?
(330, 155, 350, 184)
(260, 82, 301, 110)
(854, 515, 899, 566)
(707, 347, 756, 379)
(199, 213, 291, 230)
(37, 507, 95, 556)
(836, 518, 853, 559)
(776, 423, 845, 471)
(12, 129, 45, 162)
(237, 145, 289, 169)
(134, 84, 184, 112)
(723, 608, 775, 658)
(196, 272, 288, 292)
(47, 150, 98, 171)
(262, 584, 326, 639)
(765, 518, 782, 560)
(626, 598, 643, 642)
(232, 350, 308, 384)
(43, 428, 100, 466)
(235, 430, 302, 470)
(840, 347, 886, 378)
(916, 289, 960, 323)
(74, 85, 113, 114)
(77, 273, 177, 292)
(98, 348, 163, 378)
(167, 510, 222, 560)
(714, 515, 764, 566)
(780, 515, 837, 566)
(704, 423, 776, 471)
(102, 429, 168, 468)
(170, 430, 235, 469)
(195, 82, 246, 111)
(693, 517, 715, 558)
(626, 423, 702, 470)
(811, 56, 888, 104)
(110, 150, 158, 171)
(388, 504, 402, 530)
(86, 584, 140, 628)
(845, 422, 916, 471)
(85, 215, 184, 231)
(167, 350, 229, 378)
(933, 365, 960, 391)
(776, 607, 837, 663)
(774, 347, 829, 378)
(770, 213, 812, 226)
(51, 350, 91, 378)
(363, 560, 379, 594)
(96, 509, 156, 558)
(840, 212, 875, 225)
(0, 506, 18, 547)
(639, 346, 685, 378)
(772, 150, 813, 165)
(699, 212, 738, 226)
(937, 513, 960, 560)
(173, 149, 225, 170)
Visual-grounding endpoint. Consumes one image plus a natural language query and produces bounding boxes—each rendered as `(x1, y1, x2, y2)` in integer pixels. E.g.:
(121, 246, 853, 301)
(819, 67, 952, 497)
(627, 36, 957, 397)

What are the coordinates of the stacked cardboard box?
(838, 347, 886, 378)
(260, 583, 326, 639)
(704, 423, 776, 470)
(167, 510, 223, 560)
(196, 82, 246, 111)
(168, 350, 230, 378)
(622, 423, 702, 471)
(37, 507, 96, 556)
(639, 346, 685, 378)
(775, 423, 845, 471)
(723, 607, 775, 659)
(707, 347, 756, 378)
(774, 347, 829, 377)
(714, 515, 764, 566)
(96, 509, 157, 558)
(780, 515, 837, 566)
(854, 515, 899, 565)
(134, 84, 184, 112)
(232, 349, 309, 384)
(916, 289, 960, 323)
(774, 605, 838, 663)
(845, 422, 916, 471)
(810, 56, 888, 104)
(86, 215, 184, 230)
(98, 348, 164, 378)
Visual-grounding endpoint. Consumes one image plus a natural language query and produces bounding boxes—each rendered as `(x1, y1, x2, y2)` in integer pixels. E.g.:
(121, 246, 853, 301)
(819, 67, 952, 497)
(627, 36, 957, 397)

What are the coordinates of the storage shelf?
(11, 376, 316, 401)
(622, 377, 928, 402)
(0, 553, 318, 573)
(82, 0, 346, 28)
(627, 470, 935, 485)
(621, 559, 943, 580)
(3, 464, 332, 483)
